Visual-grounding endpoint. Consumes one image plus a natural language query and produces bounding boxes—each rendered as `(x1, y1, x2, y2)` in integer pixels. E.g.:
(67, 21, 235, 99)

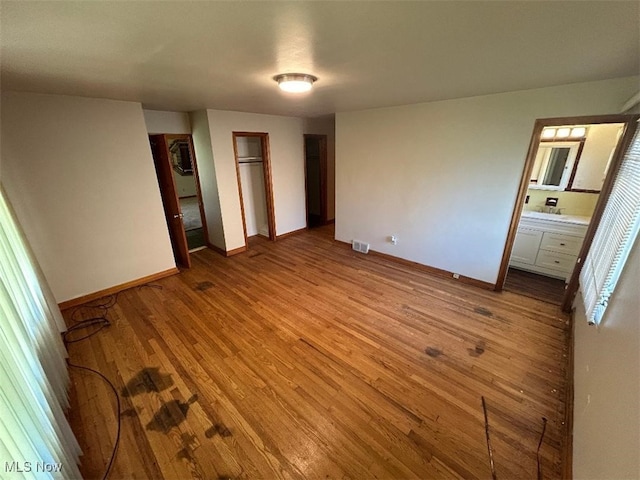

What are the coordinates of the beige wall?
(573, 236, 640, 478)
(143, 109, 191, 134)
(303, 115, 336, 220)
(524, 189, 599, 217)
(335, 76, 638, 284)
(1, 91, 175, 303)
(203, 109, 305, 250)
(190, 110, 225, 250)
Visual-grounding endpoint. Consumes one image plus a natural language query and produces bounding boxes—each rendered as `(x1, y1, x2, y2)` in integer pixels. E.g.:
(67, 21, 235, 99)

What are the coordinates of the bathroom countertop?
(521, 210, 591, 226)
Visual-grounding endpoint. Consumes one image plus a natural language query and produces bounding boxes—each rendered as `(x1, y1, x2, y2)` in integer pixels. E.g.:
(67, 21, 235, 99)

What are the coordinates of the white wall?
(336, 76, 638, 284)
(573, 235, 640, 479)
(143, 109, 198, 197)
(173, 172, 198, 198)
(303, 115, 336, 220)
(573, 123, 623, 191)
(1, 91, 175, 303)
(204, 110, 305, 250)
(190, 110, 225, 250)
(239, 163, 269, 237)
(143, 109, 191, 134)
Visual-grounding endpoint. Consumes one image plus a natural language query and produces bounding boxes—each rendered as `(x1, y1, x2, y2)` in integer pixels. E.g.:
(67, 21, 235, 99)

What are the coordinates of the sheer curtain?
(0, 185, 81, 479)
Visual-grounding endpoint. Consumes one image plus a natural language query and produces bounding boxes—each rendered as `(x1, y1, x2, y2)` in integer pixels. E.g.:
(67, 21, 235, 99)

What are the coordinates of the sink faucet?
(555, 208, 565, 215)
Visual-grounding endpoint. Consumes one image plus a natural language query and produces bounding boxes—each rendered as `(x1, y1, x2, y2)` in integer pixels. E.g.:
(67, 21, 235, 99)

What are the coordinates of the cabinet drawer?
(535, 250, 577, 273)
(540, 232, 583, 255)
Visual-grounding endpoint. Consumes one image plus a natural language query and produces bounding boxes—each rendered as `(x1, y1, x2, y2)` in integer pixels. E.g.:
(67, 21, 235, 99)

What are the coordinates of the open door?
(304, 134, 328, 228)
(149, 134, 191, 269)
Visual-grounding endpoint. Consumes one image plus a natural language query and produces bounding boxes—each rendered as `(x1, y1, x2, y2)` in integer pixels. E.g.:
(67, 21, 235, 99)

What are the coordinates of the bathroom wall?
(523, 189, 599, 217)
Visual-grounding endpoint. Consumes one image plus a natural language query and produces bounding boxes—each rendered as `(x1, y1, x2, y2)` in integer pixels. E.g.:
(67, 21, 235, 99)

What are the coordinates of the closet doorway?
(232, 132, 276, 246)
(304, 134, 328, 228)
(149, 134, 208, 269)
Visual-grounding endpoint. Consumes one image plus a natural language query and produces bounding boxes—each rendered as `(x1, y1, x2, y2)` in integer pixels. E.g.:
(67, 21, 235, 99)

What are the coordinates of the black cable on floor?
(67, 361, 121, 480)
(536, 417, 548, 480)
(63, 283, 163, 479)
(481, 396, 498, 480)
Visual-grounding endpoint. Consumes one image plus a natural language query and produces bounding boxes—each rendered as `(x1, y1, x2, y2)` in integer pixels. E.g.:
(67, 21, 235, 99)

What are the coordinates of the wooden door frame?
(232, 132, 277, 245)
(303, 134, 329, 226)
(495, 114, 639, 313)
(163, 134, 210, 248)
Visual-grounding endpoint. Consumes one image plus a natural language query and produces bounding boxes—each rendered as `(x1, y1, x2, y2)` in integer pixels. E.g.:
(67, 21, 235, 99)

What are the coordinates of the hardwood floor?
(504, 267, 567, 306)
(64, 226, 570, 479)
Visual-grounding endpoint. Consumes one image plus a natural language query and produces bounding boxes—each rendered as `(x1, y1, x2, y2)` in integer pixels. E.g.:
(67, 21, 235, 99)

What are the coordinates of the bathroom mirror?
(169, 139, 193, 176)
(529, 141, 581, 190)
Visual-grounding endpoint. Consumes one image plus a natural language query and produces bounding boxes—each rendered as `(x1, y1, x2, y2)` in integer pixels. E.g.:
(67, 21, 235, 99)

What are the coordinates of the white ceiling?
(1, 1, 638, 118)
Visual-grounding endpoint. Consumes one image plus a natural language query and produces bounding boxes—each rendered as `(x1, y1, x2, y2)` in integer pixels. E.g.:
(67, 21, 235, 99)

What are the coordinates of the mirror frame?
(529, 140, 582, 190)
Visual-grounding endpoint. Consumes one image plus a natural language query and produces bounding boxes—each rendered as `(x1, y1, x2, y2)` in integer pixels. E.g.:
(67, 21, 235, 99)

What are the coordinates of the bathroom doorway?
(149, 134, 209, 268)
(497, 114, 638, 310)
(232, 132, 276, 246)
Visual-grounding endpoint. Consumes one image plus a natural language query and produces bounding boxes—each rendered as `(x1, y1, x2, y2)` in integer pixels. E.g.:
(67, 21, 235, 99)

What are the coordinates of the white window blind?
(579, 124, 640, 325)
(0, 185, 82, 478)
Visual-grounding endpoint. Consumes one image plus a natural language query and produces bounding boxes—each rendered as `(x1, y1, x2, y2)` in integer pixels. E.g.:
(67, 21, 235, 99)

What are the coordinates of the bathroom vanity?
(509, 211, 590, 281)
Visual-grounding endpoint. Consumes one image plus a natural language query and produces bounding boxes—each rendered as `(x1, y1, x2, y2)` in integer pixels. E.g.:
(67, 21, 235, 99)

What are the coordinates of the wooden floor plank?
(64, 225, 569, 479)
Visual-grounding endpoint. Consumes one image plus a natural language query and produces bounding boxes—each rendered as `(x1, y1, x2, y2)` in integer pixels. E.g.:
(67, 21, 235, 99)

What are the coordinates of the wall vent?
(352, 240, 370, 254)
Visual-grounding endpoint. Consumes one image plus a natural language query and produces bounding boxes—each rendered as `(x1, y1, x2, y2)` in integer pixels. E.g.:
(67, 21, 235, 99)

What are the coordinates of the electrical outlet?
(453, 273, 460, 279)
(390, 235, 398, 245)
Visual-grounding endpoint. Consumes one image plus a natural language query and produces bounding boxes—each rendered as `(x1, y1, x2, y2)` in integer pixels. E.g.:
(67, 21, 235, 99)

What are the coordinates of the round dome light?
(274, 73, 317, 93)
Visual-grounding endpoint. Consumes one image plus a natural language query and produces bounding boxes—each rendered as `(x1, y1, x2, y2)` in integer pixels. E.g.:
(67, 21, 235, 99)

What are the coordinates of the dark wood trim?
(58, 267, 180, 311)
(207, 242, 226, 257)
(495, 120, 544, 291)
(232, 132, 277, 246)
(261, 134, 277, 241)
(537, 114, 636, 126)
(207, 240, 247, 257)
(276, 227, 308, 240)
(561, 116, 639, 312)
(334, 240, 494, 290)
(565, 138, 587, 191)
(225, 245, 247, 257)
(149, 134, 192, 269)
(231, 133, 250, 248)
(562, 309, 577, 480)
(567, 188, 601, 194)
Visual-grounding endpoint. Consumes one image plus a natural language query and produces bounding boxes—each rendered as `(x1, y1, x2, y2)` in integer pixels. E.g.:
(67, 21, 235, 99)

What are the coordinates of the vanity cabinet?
(509, 214, 588, 281)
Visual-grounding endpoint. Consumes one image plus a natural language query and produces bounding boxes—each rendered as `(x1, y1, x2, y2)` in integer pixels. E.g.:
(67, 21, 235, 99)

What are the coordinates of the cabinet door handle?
(554, 260, 560, 264)
(560, 243, 566, 246)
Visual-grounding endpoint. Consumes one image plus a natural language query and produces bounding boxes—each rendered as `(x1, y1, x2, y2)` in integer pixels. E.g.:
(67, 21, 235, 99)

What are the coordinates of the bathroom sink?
(521, 210, 591, 225)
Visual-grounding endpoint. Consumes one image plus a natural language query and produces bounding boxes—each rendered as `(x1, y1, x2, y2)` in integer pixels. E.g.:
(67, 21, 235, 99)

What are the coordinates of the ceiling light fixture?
(274, 73, 317, 93)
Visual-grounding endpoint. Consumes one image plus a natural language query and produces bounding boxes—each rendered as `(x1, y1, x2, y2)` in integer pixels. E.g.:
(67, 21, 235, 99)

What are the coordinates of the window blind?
(0, 185, 82, 478)
(579, 124, 640, 325)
